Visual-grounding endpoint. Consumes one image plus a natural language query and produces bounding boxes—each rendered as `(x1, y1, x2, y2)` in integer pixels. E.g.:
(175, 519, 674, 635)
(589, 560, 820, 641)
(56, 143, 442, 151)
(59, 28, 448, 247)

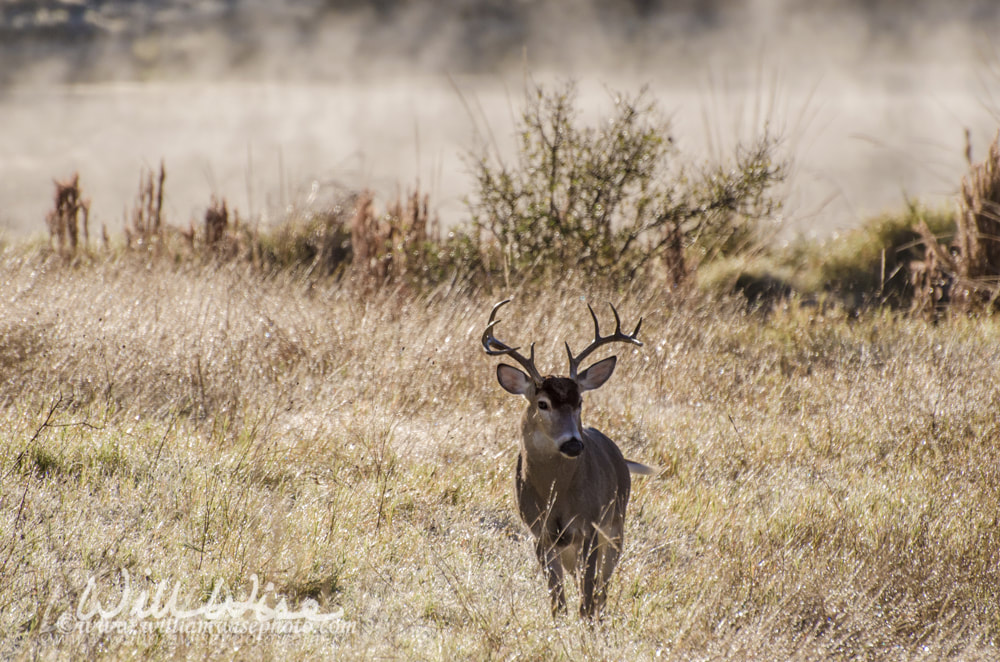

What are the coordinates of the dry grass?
(124, 162, 167, 252)
(44, 174, 90, 256)
(1, 246, 999, 660)
(913, 132, 1000, 313)
(350, 188, 437, 286)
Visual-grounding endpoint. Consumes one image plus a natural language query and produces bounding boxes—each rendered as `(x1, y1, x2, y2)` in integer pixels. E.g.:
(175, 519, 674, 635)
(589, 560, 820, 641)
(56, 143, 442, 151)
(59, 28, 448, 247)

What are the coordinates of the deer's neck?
(519, 429, 581, 499)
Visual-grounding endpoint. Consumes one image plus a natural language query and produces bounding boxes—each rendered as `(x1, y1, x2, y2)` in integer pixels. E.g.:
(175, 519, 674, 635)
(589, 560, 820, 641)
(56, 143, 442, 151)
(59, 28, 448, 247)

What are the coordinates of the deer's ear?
(576, 356, 617, 391)
(497, 364, 532, 395)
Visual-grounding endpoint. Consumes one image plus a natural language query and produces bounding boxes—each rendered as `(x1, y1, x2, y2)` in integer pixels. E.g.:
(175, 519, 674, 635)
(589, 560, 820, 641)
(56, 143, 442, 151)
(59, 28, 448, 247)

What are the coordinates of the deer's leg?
(591, 546, 615, 618)
(536, 539, 566, 615)
(594, 534, 623, 618)
(578, 537, 601, 620)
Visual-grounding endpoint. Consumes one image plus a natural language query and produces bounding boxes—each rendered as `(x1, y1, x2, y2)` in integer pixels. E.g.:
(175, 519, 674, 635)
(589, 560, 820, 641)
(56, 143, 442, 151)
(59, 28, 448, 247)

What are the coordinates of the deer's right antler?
(482, 299, 544, 384)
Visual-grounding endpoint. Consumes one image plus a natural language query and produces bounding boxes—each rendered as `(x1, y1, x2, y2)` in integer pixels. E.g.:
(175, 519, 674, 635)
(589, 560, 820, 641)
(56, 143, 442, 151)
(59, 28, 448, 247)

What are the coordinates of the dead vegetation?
(911, 132, 1000, 313)
(44, 173, 90, 255)
(38, 82, 1000, 317)
(350, 188, 436, 285)
(40, 162, 442, 288)
(0, 259, 998, 660)
(124, 161, 166, 251)
(203, 196, 229, 248)
(716, 132, 1000, 315)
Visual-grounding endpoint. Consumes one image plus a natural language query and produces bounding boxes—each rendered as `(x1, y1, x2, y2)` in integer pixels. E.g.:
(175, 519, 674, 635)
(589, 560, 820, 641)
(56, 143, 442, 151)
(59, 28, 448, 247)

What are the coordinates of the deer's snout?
(551, 413, 583, 457)
(559, 438, 584, 457)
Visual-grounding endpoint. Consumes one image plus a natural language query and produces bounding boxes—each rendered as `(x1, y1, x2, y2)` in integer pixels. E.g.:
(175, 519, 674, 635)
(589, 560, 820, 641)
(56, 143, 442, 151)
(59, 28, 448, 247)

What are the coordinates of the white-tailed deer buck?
(482, 299, 654, 619)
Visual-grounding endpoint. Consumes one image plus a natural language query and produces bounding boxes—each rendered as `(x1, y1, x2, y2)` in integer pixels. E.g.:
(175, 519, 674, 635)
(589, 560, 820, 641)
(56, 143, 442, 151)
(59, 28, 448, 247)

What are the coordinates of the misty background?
(2, 0, 999, 239)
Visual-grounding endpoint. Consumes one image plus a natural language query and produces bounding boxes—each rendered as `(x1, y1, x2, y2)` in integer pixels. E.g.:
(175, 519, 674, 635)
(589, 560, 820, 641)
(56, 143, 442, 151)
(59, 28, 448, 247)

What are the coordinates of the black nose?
(559, 438, 583, 457)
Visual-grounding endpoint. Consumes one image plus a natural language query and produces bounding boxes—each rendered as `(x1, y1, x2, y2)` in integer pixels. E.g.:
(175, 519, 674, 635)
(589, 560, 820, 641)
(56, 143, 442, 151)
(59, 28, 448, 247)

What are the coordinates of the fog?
(2, 0, 999, 238)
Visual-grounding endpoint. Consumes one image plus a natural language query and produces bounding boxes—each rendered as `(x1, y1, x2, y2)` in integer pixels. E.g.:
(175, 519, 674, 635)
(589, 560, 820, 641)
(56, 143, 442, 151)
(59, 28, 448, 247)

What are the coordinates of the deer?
(481, 299, 654, 619)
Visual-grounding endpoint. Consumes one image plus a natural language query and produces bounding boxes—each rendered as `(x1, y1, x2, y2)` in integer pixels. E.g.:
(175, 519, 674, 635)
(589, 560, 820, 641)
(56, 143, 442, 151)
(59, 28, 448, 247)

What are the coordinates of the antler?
(565, 303, 643, 379)
(482, 299, 544, 384)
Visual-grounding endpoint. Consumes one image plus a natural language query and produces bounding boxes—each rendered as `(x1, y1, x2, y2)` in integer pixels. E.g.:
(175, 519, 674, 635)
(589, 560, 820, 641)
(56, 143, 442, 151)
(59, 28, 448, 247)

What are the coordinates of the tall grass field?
(1, 248, 999, 659)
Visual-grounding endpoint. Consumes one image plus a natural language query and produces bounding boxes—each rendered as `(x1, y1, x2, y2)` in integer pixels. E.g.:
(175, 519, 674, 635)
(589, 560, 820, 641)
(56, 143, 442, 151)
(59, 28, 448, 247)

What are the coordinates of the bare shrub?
(204, 197, 229, 248)
(125, 161, 166, 251)
(349, 190, 385, 282)
(45, 173, 90, 255)
(910, 221, 957, 314)
(953, 131, 1000, 305)
(912, 131, 1000, 313)
(350, 187, 437, 286)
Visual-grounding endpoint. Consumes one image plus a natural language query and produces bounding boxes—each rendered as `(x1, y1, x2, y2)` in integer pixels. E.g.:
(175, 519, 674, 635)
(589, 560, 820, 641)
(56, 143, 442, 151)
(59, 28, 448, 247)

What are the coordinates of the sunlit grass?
(1, 247, 999, 659)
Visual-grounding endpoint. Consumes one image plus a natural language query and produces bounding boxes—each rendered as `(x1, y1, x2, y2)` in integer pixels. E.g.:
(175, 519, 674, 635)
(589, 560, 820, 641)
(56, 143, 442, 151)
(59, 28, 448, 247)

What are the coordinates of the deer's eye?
(537, 401, 549, 411)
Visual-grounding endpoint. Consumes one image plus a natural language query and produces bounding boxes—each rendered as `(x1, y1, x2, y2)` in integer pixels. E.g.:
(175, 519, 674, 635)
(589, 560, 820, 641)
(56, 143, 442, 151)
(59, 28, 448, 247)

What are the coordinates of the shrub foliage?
(466, 82, 786, 285)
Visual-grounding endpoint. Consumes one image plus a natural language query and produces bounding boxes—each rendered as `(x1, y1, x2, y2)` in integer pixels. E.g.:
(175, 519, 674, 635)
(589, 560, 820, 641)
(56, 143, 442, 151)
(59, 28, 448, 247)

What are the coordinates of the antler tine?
(481, 299, 544, 384)
(609, 303, 644, 342)
(588, 302, 602, 338)
(481, 299, 514, 355)
(566, 302, 644, 379)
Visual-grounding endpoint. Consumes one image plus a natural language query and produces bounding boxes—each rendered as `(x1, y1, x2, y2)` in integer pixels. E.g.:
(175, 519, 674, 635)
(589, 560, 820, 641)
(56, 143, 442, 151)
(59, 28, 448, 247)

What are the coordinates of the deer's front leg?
(535, 539, 566, 615)
(578, 536, 604, 620)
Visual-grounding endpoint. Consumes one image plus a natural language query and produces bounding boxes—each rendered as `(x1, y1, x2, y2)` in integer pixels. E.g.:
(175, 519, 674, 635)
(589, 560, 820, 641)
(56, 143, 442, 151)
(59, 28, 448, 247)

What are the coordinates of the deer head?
(481, 299, 642, 458)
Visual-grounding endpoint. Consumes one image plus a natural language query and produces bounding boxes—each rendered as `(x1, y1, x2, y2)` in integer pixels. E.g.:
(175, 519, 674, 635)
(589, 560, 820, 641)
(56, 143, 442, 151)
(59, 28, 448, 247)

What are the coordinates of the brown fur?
(514, 422, 631, 619)
(537, 376, 582, 409)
